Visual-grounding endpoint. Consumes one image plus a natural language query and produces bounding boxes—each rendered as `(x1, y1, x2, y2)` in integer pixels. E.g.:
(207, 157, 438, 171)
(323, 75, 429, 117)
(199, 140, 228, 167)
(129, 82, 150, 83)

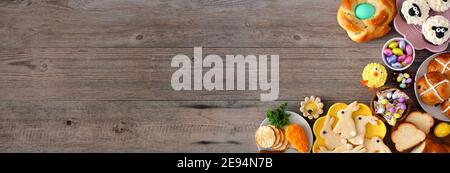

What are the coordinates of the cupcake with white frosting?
(426, 0, 450, 12)
(422, 15, 450, 45)
(401, 0, 430, 25)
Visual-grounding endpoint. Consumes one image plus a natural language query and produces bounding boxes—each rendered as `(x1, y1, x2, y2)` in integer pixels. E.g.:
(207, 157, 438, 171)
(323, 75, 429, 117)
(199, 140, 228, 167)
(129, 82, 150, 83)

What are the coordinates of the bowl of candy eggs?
(382, 37, 415, 71)
(370, 87, 412, 126)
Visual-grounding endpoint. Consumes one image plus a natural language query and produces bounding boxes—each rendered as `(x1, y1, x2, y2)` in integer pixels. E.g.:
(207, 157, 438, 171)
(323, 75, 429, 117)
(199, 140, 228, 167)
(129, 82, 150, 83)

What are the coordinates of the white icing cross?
(419, 73, 449, 102)
(443, 99, 450, 113)
(434, 58, 450, 75)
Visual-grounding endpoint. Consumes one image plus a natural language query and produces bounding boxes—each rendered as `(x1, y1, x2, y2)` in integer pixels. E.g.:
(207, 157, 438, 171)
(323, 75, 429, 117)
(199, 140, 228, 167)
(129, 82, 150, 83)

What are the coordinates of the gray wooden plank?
(0, 47, 437, 102)
(0, 0, 398, 48)
(0, 100, 370, 152)
(0, 100, 277, 152)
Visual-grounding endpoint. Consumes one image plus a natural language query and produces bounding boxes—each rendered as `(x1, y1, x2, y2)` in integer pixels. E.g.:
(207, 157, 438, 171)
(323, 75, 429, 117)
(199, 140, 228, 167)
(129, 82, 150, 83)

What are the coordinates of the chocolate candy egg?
(386, 92, 392, 99)
(400, 104, 406, 111)
(405, 45, 413, 56)
(387, 55, 397, 64)
(384, 48, 393, 56)
(388, 42, 398, 49)
(392, 62, 402, 68)
(392, 48, 403, 56)
(389, 118, 397, 126)
(392, 93, 399, 100)
(397, 55, 406, 62)
(377, 107, 385, 114)
(389, 107, 396, 113)
(399, 40, 406, 50)
(404, 55, 413, 64)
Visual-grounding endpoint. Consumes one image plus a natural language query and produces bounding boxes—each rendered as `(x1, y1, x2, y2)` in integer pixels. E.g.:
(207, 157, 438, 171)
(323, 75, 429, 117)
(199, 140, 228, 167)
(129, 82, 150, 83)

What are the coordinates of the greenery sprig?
(267, 103, 290, 128)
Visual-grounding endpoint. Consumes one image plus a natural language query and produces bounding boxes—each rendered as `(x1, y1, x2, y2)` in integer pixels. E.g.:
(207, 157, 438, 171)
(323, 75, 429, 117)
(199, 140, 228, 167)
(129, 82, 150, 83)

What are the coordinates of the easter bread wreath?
(337, 0, 396, 42)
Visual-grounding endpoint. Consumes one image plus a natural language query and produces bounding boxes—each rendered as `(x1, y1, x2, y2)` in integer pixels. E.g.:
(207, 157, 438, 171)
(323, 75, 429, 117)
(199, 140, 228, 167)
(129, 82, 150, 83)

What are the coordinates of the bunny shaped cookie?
(317, 144, 352, 153)
(348, 115, 378, 145)
(364, 136, 391, 153)
(319, 115, 347, 150)
(333, 101, 359, 138)
(317, 144, 367, 153)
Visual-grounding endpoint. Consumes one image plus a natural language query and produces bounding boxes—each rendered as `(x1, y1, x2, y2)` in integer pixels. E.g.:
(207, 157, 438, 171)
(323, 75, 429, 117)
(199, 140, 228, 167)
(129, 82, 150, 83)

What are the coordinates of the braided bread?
(337, 0, 397, 42)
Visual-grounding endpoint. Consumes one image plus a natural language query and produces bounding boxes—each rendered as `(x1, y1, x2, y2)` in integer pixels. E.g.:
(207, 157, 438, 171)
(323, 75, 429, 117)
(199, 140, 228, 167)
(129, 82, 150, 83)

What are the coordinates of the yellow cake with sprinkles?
(361, 63, 388, 90)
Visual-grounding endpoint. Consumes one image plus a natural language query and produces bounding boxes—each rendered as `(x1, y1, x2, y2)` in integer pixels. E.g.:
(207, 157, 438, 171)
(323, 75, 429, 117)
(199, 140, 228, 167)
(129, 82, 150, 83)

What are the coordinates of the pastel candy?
(405, 78, 412, 83)
(399, 40, 406, 50)
(392, 93, 399, 99)
(406, 45, 413, 55)
(389, 108, 396, 113)
(397, 76, 403, 82)
(387, 55, 397, 64)
(397, 55, 406, 62)
(386, 92, 392, 99)
(388, 42, 398, 49)
(383, 48, 393, 56)
(392, 62, 402, 68)
(404, 55, 413, 64)
(394, 113, 401, 119)
(377, 107, 385, 114)
(390, 118, 397, 126)
(392, 48, 403, 56)
(400, 104, 407, 111)
(404, 73, 410, 78)
(398, 97, 405, 103)
(400, 83, 406, 88)
(396, 102, 407, 111)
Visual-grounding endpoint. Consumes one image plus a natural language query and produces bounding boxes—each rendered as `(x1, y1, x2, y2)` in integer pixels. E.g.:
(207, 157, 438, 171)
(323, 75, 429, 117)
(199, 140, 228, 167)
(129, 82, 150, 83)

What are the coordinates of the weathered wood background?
(0, 0, 447, 152)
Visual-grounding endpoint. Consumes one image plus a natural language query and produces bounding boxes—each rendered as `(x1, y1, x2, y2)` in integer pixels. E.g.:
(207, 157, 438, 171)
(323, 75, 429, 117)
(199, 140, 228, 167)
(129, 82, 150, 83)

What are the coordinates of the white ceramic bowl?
(257, 111, 313, 153)
(381, 37, 415, 71)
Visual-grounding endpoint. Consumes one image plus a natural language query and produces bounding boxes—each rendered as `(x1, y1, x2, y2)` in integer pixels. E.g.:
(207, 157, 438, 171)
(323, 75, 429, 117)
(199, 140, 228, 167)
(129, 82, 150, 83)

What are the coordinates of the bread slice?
(410, 141, 426, 153)
(391, 123, 426, 152)
(405, 111, 434, 134)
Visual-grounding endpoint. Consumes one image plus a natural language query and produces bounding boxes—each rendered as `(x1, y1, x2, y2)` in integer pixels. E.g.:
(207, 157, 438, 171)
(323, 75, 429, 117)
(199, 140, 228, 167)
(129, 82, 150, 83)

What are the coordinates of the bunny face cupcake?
(422, 15, 450, 45)
(426, 0, 450, 12)
(401, 0, 430, 25)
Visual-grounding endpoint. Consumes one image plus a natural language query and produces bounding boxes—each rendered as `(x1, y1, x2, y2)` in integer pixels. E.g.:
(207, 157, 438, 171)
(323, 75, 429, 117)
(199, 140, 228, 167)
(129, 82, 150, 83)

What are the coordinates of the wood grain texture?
(0, 47, 435, 102)
(0, 100, 302, 152)
(0, 0, 397, 48)
(0, 0, 448, 152)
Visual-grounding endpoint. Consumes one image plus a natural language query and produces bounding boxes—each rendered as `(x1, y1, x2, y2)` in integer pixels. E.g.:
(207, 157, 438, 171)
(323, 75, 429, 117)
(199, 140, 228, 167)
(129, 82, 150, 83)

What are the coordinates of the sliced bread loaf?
(405, 111, 434, 134)
(392, 123, 426, 152)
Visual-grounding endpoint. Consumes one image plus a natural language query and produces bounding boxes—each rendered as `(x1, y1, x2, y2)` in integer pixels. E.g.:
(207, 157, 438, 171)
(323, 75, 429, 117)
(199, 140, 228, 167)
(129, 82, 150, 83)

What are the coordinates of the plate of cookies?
(255, 103, 313, 153)
(312, 102, 389, 153)
(415, 51, 450, 122)
(394, 0, 450, 52)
